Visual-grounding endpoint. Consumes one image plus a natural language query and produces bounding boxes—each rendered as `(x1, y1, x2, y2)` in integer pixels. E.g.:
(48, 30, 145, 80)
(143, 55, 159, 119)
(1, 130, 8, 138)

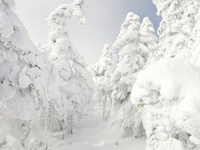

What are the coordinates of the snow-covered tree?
(45, 0, 93, 134)
(170, 0, 197, 59)
(131, 58, 200, 150)
(139, 17, 157, 59)
(90, 44, 117, 120)
(110, 12, 146, 137)
(153, 0, 198, 59)
(89, 44, 116, 100)
(152, 0, 180, 57)
(0, 0, 62, 149)
(139, 17, 158, 67)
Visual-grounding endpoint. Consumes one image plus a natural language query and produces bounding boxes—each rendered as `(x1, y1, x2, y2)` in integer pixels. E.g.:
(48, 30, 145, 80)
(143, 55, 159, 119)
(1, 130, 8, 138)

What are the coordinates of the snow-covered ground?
(56, 94, 146, 150)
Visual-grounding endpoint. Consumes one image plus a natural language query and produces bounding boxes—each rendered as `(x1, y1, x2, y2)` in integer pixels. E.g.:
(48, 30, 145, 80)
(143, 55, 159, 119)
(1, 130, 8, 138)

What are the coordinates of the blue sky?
(14, 0, 161, 65)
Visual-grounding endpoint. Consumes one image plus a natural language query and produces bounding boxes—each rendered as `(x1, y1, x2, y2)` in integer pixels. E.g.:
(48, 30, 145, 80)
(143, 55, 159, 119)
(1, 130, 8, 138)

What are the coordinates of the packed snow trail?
(56, 94, 146, 150)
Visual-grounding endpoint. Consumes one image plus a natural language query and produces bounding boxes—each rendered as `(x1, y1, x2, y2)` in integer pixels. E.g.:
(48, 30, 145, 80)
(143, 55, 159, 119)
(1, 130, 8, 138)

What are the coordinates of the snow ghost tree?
(0, 0, 63, 149)
(131, 58, 200, 150)
(89, 44, 116, 120)
(139, 17, 157, 59)
(153, 0, 198, 60)
(110, 12, 146, 137)
(139, 17, 158, 67)
(89, 44, 116, 100)
(45, 0, 93, 134)
(153, 0, 180, 58)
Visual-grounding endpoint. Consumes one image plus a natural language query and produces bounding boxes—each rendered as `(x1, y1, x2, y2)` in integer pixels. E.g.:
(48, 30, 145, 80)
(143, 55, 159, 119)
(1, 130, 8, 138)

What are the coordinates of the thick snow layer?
(113, 12, 140, 49)
(48, 1, 88, 27)
(131, 58, 200, 148)
(9, 31, 38, 54)
(0, 9, 13, 38)
(3, 0, 16, 9)
(54, 94, 146, 150)
(131, 58, 200, 109)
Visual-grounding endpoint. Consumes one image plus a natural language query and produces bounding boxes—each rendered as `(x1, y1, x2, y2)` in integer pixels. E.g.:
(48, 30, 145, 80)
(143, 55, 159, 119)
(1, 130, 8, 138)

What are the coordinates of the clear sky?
(14, 0, 161, 65)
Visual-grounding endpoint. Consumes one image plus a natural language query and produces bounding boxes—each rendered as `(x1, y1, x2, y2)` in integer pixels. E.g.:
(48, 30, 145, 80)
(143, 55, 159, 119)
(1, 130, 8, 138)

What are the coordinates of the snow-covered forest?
(1, 0, 200, 149)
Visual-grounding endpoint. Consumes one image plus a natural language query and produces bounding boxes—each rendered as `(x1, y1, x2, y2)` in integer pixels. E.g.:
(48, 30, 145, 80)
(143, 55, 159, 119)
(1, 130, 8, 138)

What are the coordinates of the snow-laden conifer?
(89, 44, 116, 121)
(110, 12, 146, 137)
(45, 0, 93, 134)
(139, 17, 158, 67)
(0, 0, 62, 149)
(153, 0, 197, 59)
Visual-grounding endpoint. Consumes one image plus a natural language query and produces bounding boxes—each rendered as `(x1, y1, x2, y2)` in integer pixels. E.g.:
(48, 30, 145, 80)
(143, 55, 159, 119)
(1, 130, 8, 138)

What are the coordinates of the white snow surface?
(131, 58, 200, 148)
(55, 94, 146, 150)
(131, 58, 200, 110)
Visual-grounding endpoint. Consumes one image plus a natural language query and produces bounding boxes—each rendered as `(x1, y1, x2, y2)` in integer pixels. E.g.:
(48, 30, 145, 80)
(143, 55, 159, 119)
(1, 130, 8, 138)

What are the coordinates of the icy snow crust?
(131, 58, 200, 149)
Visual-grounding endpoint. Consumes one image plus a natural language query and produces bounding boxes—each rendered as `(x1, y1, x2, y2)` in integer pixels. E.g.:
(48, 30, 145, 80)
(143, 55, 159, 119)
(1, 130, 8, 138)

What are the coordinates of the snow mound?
(131, 58, 200, 108)
(131, 58, 200, 149)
